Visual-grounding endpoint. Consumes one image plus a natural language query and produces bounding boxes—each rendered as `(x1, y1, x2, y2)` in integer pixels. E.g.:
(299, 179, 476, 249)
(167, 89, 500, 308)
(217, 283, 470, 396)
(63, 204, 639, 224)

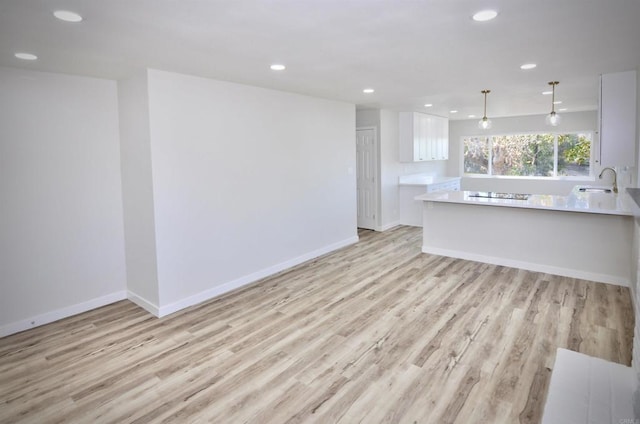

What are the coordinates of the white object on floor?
(542, 348, 635, 424)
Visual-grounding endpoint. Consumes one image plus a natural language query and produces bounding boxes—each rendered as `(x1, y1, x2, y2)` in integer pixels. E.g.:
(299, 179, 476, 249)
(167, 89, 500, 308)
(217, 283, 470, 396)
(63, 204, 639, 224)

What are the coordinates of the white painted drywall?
(379, 109, 401, 229)
(0, 67, 127, 333)
(117, 70, 160, 310)
(421, 201, 632, 285)
(448, 111, 598, 195)
(356, 108, 446, 231)
(146, 69, 357, 310)
(631, 64, 640, 420)
(356, 109, 380, 128)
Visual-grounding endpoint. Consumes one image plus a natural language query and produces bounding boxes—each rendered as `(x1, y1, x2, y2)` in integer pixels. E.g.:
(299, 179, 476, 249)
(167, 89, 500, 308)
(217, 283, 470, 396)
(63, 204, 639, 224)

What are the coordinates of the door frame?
(356, 126, 380, 230)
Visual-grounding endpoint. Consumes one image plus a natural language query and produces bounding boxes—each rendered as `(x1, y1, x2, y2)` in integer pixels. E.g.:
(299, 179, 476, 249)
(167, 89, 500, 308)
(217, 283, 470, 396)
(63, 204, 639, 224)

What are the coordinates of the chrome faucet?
(598, 167, 618, 193)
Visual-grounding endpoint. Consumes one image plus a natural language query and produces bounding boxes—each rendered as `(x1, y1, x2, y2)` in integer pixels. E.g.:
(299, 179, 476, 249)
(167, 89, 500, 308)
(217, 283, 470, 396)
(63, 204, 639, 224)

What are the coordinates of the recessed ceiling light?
(15, 52, 37, 60)
(450, 110, 458, 114)
(542, 90, 553, 95)
(270, 64, 286, 71)
(53, 10, 83, 22)
(424, 103, 433, 107)
(468, 114, 476, 118)
(472, 10, 498, 22)
(553, 100, 562, 105)
(520, 63, 537, 70)
(363, 88, 375, 94)
(559, 108, 568, 111)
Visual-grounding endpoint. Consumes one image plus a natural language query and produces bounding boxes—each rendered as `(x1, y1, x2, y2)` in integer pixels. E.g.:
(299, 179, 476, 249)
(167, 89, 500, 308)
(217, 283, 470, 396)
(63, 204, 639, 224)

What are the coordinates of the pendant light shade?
(545, 81, 561, 126)
(478, 90, 492, 130)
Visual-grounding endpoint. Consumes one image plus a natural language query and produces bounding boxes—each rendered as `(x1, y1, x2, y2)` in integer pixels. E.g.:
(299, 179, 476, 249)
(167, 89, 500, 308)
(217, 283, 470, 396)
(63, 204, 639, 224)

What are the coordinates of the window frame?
(460, 130, 595, 181)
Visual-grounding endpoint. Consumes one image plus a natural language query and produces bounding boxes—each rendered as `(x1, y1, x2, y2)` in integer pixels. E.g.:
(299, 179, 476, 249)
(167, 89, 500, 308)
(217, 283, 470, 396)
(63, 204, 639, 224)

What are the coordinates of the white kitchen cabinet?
(598, 70, 637, 167)
(398, 176, 460, 226)
(399, 112, 449, 162)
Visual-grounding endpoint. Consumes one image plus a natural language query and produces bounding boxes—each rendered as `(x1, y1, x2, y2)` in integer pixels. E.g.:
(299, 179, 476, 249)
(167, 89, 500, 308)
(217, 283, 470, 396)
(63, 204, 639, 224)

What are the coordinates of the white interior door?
(356, 128, 377, 230)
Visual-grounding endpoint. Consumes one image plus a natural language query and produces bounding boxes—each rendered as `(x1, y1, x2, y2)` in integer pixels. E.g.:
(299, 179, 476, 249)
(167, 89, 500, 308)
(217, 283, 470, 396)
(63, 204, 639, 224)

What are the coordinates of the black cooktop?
(468, 192, 530, 200)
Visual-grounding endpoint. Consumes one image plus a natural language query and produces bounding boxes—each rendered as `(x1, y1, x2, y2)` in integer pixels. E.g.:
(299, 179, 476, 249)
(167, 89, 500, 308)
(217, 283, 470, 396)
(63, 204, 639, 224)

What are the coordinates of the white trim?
(127, 290, 160, 317)
(356, 126, 379, 230)
(460, 130, 596, 179)
(376, 220, 401, 232)
(0, 291, 127, 338)
(422, 246, 630, 287)
(157, 235, 360, 317)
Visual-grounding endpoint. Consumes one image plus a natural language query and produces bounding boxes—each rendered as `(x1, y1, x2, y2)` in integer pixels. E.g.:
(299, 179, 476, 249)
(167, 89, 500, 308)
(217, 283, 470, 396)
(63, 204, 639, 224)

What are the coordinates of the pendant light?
(478, 90, 492, 130)
(545, 81, 561, 126)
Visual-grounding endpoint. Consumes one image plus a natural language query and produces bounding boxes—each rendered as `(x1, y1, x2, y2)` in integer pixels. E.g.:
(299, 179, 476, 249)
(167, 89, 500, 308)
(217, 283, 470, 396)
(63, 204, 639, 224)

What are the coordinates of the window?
(463, 132, 592, 178)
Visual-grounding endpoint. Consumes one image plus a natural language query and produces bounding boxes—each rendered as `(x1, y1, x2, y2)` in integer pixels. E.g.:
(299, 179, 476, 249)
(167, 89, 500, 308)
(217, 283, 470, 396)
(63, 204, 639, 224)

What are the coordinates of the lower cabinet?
(399, 178, 460, 226)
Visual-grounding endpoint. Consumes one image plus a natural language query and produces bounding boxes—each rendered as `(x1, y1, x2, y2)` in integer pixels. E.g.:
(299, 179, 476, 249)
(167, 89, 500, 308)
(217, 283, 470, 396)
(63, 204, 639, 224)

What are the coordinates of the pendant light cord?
(549, 81, 559, 114)
(482, 89, 490, 119)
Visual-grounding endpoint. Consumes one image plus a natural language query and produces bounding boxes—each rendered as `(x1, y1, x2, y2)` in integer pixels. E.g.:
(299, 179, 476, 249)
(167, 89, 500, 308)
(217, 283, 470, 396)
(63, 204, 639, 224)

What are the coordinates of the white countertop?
(398, 174, 460, 187)
(627, 188, 640, 217)
(415, 185, 633, 216)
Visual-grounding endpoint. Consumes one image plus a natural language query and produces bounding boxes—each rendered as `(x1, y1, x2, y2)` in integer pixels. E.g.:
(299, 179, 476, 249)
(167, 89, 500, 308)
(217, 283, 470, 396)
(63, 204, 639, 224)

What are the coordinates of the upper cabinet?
(598, 70, 637, 167)
(399, 112, 449, 162)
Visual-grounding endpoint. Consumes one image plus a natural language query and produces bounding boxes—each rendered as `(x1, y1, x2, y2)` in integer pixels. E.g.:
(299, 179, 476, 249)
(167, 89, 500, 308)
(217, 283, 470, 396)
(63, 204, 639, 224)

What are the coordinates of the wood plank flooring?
(0, 226, 634, 423)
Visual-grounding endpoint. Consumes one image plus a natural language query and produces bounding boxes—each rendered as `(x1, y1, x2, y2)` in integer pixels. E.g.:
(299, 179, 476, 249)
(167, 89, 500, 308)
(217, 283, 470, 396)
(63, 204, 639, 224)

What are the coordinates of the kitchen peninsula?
(415, 186, 633, 286)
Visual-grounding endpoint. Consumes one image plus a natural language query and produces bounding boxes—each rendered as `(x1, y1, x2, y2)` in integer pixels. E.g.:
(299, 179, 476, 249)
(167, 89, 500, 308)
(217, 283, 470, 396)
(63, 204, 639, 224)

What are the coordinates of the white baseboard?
(422, 246, 630, 287)
(157, 235, 360, 317)
(376, 221, 402, 232)
(127, 290, 160, 317)
(0, 236, 361, 337)
(0, 291, 127, 338)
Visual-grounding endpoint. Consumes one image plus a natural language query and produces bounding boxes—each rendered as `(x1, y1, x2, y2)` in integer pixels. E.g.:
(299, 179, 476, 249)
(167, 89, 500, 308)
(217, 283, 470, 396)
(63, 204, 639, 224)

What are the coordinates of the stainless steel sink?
(578, 187, 612, 193)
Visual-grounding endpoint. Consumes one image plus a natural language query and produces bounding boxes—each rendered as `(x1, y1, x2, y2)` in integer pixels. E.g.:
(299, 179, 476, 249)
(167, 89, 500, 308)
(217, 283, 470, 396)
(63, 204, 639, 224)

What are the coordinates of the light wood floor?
(0, 226, 633, 423)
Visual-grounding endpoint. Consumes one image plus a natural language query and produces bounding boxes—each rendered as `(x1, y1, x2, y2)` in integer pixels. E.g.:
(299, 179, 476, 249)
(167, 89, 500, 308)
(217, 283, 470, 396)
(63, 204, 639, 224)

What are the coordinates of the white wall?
(0, 67, 127, 336)
(631, 64, 640, 419)
(448, 111, 598, 195)
(146, 69, 357, 312)
(356, 109, 383, 230)
(356, 108, 446, 231)
(379, 109, 401, 229)
(117, 71, 160, 309)
(356, 109, 379, 129)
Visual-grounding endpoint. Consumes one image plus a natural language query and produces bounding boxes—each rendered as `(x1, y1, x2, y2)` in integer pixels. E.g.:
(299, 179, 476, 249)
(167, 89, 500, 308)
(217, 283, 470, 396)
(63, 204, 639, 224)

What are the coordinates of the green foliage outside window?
(463, 137, 489, 174)
(463, 132, 592, 177)
(558, 134, 591, 176)
(492, 134, 554, 176)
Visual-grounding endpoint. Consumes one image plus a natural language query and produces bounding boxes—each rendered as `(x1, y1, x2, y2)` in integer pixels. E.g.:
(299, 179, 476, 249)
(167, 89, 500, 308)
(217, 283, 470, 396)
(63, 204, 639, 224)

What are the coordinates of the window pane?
(558, 133, 591, 177)
(463, 136, 489, 174)
(491, 134, 554, 176)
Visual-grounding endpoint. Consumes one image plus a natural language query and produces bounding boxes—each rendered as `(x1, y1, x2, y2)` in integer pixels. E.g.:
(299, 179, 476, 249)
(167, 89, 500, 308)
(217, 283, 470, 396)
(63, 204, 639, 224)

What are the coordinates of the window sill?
(462, 174, 595, 182)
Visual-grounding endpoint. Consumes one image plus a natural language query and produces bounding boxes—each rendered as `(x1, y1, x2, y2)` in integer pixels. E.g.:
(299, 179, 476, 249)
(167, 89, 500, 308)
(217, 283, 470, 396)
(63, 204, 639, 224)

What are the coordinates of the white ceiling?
(1, 0, 639, 120)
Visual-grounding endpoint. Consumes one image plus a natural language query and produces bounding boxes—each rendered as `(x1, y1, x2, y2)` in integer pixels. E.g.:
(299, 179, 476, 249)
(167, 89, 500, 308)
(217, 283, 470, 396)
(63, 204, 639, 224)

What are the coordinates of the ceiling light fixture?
(472, 10, 498, 22)
(424, 103, 433, 107)
(363, 88, 375, 94)
(53, 10, 83, 22)
(15, 52, 37, 60)
(468, 114, 476, 118)
(520, 63, 537, 70)
(545, 81, 561, 126)
(478, 90, 492, 130)
(270, 64, 286, 71)
(542, 90, 553, 95)
(449, 110, 458, 114)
